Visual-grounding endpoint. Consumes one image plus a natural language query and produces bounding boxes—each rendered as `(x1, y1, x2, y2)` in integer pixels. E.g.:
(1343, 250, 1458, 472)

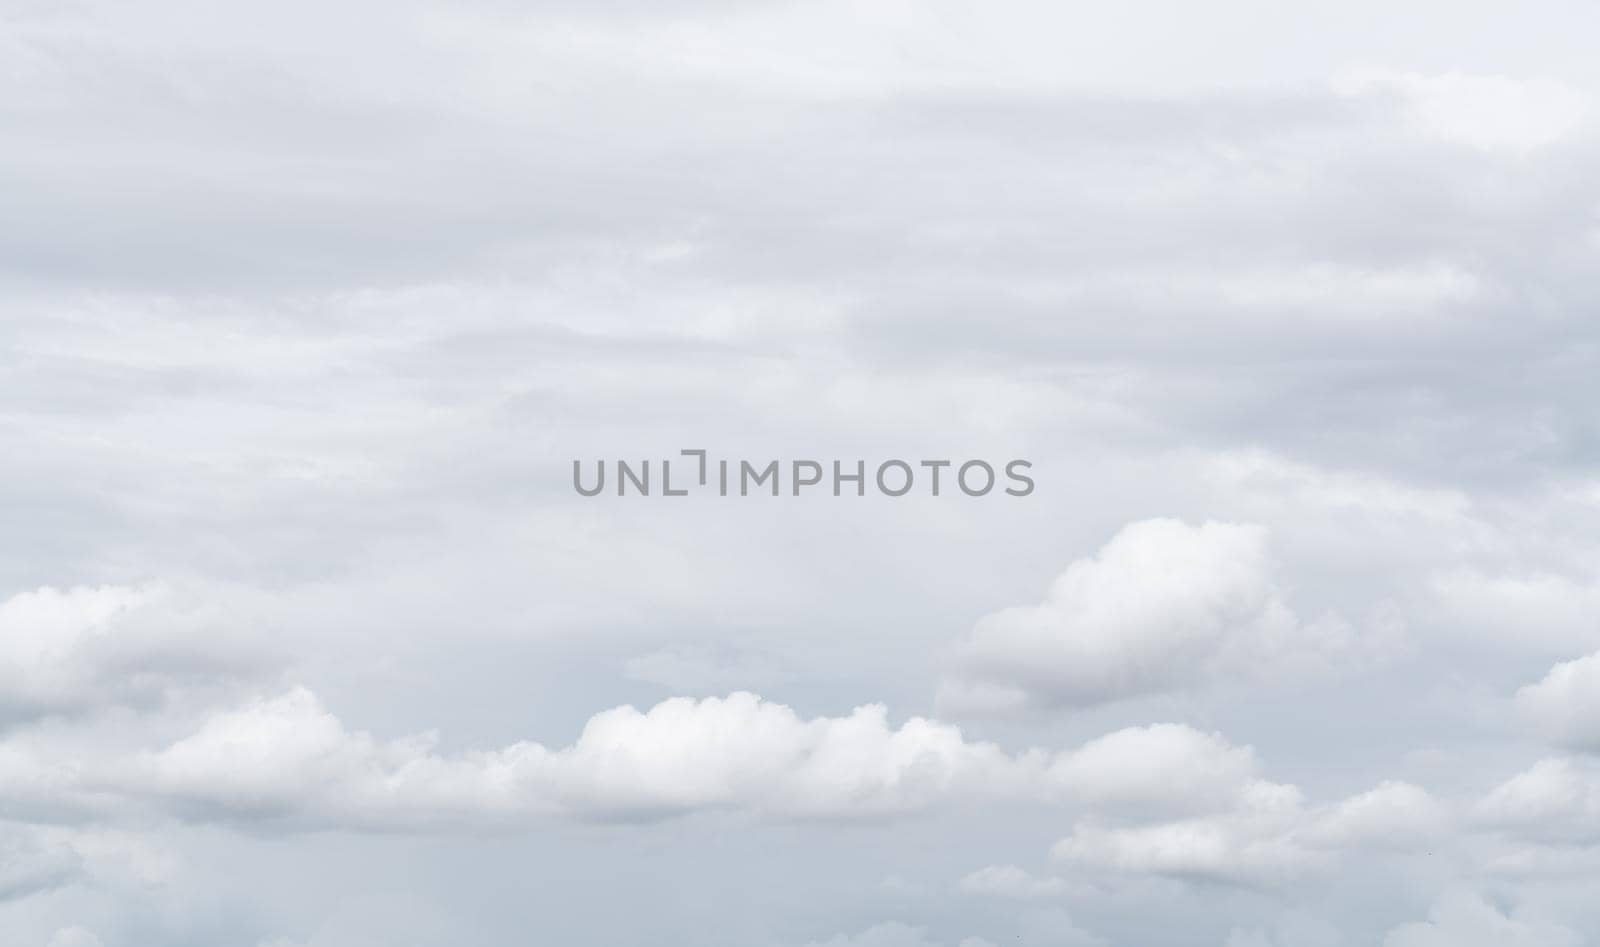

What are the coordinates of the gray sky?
(3, 1, 1600, 945)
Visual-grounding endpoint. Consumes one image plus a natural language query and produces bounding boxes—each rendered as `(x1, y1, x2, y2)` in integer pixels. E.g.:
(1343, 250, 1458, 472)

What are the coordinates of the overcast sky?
(4, 1, 1600, 945)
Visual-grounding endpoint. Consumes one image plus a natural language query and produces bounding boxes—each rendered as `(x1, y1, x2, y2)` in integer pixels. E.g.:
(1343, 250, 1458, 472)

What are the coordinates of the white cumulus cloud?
(1053, 779, 1447, 886)
(0, 584, 272, 721)
(941, 519, 1355, 712)
(1516, 651, 1600, 751)
(118, 690, 1307, 832)
(1475, 757, 1600, 842)
(135, 689, 1033, 826)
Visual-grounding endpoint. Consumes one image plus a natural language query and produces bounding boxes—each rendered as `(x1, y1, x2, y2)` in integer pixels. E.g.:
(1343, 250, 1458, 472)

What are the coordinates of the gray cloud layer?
(4, 0, 1600, 944)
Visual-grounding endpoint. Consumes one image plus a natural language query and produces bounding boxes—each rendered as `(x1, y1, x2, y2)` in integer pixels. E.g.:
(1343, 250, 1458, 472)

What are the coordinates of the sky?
(3, 0, 1600, 944)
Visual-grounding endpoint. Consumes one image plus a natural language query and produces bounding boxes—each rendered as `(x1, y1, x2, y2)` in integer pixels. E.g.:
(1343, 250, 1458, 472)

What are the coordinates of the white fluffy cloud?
(1052, 780, 1316, 885)
(1052, 780, 1447, 886)
(133, 689, 1037, 826)
(0, 584, 271, 721)
(1476, 757, 1600, 842)
(1300, 781, 1451, 851)
(4, 0, 1600, 937)
(123, 690, 1312, 830)
(1516, 652, 1600, 751)
(941, 519, 1356, 712)
(0, 585, 155, 718)
(1044, 723, 1260, 817)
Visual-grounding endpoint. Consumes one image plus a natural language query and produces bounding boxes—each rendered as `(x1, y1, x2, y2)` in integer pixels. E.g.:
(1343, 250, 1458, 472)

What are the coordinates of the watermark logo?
(573, 450, 1033, 497)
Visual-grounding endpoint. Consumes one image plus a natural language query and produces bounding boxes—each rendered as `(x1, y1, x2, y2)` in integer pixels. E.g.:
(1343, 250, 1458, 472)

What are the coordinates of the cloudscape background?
(4, 1, 1600, 944)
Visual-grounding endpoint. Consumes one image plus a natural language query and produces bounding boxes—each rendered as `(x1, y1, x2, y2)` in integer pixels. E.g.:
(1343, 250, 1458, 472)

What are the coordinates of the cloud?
(1052, 780, 1447, 886)
(1336, 68, 1588, 154)
(1298, 781, 1450, 851)
(4, 0, 1600, 938)
(0, 735, 103, 823)
(1213, 261, 1481, 315)
(1014, 909, 1106, 947)
(1052, 780, 1317, 885)
(622, 643, 793, 693)
(0, 585, 154, 719)
(801, 915, 1097, 947)
(1223, 914, 1341, 947)
(1381, 892, 1582, 947)
(1045, 724, 1260, 816)
(249, 893, 453, 947)
(941, 519, 1355, 712)
(1428, 571, 1600, 655)
(1476, 757, 1600, 842)
(122, 688, 1317, 831)
(1516, 651, 1600, 751)
(132, 689, 1040, 827)
(802, 923, 948, 947)
(46, 929, 104, 947)
(0, 825, 82, 902)
(957, 864, 1066, 900)
(0, 584, 273, 723)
